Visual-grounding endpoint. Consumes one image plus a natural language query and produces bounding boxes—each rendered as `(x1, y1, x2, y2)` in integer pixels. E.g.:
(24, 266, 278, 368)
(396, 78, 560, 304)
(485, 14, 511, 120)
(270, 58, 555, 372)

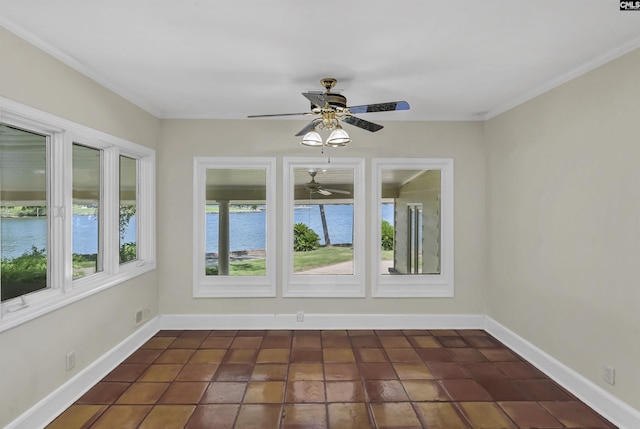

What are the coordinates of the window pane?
(380, 168, 441, 275)
(119, 155, 137, 263)
(293, 168, 354, 275)
(73, 144, 102, 278)
(205, 168, 267, 276)
(0, 124, 48, 301)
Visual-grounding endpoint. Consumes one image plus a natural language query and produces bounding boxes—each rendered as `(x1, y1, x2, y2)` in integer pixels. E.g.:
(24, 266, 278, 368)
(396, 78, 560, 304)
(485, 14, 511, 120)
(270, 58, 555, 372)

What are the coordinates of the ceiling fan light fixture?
(326, 125, 350, 147)
(300, 130, 323, 147)
(248, 78, 410, 150)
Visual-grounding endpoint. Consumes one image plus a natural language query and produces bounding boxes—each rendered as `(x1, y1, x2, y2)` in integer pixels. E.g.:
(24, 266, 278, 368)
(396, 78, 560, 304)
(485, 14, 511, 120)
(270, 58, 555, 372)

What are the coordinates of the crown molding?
(0, 18, 162, 118)
(484, 35, 640, 120)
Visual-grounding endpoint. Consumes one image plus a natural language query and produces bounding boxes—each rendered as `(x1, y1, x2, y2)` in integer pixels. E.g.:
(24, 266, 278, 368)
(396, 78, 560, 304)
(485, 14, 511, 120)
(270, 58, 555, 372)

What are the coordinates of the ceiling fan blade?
(342, 116, 384, 132)
(302, 92, 327, 108)
(348, 101, 410, 114)
(317, 189, 332, 196)
(247, 112, 309, 118)
(295, 121, 317, 137)
(323, 188, 350, 195)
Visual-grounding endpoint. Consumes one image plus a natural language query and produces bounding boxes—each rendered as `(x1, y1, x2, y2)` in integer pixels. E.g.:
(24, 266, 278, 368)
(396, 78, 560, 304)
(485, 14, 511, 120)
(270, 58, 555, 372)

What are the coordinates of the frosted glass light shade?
(300, 130, 323, 147)
(326, 127, 351, 147)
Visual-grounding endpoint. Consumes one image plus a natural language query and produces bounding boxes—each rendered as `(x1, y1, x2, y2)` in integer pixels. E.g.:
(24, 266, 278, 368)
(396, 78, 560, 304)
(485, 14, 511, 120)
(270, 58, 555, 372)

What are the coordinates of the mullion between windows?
(101, 147, 120, 275)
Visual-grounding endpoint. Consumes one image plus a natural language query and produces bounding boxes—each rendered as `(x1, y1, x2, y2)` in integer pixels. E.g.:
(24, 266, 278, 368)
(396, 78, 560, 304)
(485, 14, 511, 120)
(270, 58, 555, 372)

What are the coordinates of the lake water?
(1, 215, 137, 260)
(1, 204, 394, 259)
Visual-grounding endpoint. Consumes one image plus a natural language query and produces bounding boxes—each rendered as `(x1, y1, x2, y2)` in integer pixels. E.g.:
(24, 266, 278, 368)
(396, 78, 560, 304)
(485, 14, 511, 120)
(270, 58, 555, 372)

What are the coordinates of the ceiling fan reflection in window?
(305, 170, 350, 196)
(248, 78, 409, 147)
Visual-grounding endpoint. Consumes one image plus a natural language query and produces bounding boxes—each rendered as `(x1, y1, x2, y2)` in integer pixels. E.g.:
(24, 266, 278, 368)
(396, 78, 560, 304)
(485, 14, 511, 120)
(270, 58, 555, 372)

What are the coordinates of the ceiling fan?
(248, 78, 410, 146)
(305, 170, 350, 196)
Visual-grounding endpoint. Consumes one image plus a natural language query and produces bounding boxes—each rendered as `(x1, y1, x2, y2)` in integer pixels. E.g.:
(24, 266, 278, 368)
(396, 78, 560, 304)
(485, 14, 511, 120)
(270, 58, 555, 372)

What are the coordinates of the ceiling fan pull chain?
(323, 145, 331, 164)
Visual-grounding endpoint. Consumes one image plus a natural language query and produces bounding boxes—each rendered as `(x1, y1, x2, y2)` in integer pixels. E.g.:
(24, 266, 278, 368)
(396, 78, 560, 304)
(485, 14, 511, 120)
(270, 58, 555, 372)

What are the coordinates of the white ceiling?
(1, 1, 639, 121)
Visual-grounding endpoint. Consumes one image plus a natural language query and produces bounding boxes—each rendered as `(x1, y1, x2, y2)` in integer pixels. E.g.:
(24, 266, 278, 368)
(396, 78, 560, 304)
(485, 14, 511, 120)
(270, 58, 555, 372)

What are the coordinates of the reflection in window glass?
(0, 124, 48, 301)
(408, 204, 423, 274)
(293, 168, 354, 275)
(380, 169, 441, 275)
(205, 168, 267, 276)
(380, 202, 395, 271)
(119, 156, 137, 263)
(73, 144, 102, 278)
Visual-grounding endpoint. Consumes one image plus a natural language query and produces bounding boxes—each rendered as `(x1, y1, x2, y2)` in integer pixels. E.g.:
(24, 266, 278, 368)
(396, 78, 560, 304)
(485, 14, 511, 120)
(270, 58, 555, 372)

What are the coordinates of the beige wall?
(158, 119, 486, 315)
(0, 27, 160, 426)
(485, 48, 640, 409)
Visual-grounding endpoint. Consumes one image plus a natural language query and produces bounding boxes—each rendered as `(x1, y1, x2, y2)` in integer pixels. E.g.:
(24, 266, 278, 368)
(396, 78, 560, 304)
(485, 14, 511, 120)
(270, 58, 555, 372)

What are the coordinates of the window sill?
(193, 275, 276, 298)
(372, 276, 454, 298)
(284, 276, 366, 298)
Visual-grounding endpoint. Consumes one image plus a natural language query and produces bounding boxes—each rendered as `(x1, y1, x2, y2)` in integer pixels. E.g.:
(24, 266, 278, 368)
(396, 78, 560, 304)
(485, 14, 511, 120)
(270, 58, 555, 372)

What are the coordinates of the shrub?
(293, 222, 320, 251)
(120, 242, 137, 263)
(381, 220, 394, 251)
(1, 246, 48, 301)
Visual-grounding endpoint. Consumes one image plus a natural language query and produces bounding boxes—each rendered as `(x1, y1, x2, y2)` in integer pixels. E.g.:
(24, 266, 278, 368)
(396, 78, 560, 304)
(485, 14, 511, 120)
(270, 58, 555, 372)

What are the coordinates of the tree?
(318, 204, 331, 246)
(119, 205, 137, 262)
(381, 220, 394, 250)
(119, 205, 136, 240)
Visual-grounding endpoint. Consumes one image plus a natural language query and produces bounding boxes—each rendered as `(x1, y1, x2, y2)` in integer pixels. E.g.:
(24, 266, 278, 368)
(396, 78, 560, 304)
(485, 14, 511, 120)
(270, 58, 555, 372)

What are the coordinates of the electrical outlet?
(66, 351, 76, 371)
(604, 365, 615, 385)
(297, 311, 304, 322)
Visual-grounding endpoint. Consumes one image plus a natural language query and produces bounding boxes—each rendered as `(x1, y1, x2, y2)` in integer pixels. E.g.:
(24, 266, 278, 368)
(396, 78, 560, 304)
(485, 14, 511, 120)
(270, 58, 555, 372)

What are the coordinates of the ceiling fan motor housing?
(325, 93, 347, 109)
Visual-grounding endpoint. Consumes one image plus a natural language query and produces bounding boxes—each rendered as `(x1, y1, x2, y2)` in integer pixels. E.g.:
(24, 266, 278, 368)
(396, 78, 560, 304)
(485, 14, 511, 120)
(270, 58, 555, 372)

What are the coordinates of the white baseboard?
(6, 317, 160, 429)
(485, 317, 640, 429)
(158, 312, 486, 331)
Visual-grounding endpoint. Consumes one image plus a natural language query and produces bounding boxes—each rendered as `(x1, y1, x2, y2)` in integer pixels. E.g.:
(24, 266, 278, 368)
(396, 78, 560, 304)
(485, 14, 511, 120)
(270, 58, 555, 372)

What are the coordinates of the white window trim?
(283, 157, 365, 298)
(371, 158, 454, 297)
(0, 96, 156, 333)
(192, 157, 276, 298)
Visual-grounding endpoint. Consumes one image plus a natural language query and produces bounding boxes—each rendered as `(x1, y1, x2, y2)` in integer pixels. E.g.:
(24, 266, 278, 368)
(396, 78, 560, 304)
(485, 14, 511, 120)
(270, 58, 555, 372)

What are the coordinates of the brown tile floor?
(47, 329, 617, 428)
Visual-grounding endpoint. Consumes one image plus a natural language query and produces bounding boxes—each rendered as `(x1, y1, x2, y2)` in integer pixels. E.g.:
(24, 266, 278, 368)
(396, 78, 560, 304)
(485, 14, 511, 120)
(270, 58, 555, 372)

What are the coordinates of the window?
(0, 98, 156, 331)
(119, 155, 137, 264)
(0, 125, 49, 302)
(283, 157, 365, 297)
(73, 144, 102, 278)
(372, 158, 454, 297)
(193, 157, 276, 297)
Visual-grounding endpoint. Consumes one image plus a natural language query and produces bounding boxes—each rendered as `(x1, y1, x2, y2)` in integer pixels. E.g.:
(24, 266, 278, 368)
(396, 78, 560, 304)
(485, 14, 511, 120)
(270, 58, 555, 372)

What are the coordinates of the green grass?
(72, 206, 98, 215)
(293, 246, 353, 272)
(205, 205, 263, 213)
(228, 259, 266, 276)
(72, 257, 99, 279)
(206, 245, 356, 276)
